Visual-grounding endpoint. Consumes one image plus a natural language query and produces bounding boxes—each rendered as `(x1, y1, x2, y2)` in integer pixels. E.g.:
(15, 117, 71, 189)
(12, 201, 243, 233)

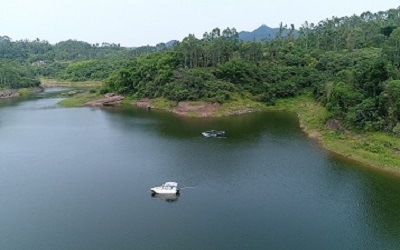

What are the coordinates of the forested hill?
(1, 6, 400, 135)
(238, 24, 293, 42)
(102, 6, 400, 134)
(0, 23, 289, 86)
(0, 37, 163, 86)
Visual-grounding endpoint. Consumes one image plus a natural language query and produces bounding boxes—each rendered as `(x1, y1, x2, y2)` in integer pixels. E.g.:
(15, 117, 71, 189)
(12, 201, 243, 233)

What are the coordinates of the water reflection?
(151, 193, 180, 202)
(2, 92, 400, 249)
(102, 106, 302, 142)
(361, 172, 400, 246)
(0, 87, 69, 110)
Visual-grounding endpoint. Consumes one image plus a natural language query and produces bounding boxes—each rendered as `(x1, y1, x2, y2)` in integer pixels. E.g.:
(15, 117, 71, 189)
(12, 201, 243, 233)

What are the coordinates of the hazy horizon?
(1, 0, 398, 47)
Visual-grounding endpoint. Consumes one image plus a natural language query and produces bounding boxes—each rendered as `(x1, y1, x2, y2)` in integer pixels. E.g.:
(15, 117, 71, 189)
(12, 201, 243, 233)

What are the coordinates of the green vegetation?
(102, 7, 400, 135)
(99, 6, 400, 169)
(216, 94, 266, 116)
(40, 78, 102, 88)
(269, 94, 400, 169)
(0, 36, 166, 89)
(56, 60, 128, 82)
(1, 6, 400, 170)
(0, 60, 40, 89)
(16, 88, 31, 96)
(150, 98, 178, 110)
(58, 92, 102, 107)
(267, 94, 329, 132)
(322, 131, 400, 170)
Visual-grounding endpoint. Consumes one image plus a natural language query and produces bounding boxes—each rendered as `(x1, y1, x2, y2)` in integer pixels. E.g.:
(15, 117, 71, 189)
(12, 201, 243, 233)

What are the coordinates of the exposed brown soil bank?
(0, 89, 19, 98)
(85, 94, 124, 106)
(174, 101, 220, 117)
(133, 98, 259, 117)
(136, 98, 152, 108)
(135, 98, 261, 117)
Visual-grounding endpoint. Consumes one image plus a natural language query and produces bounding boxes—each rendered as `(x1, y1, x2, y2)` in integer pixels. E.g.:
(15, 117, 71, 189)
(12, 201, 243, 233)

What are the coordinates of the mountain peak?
(238, 25, 277, 42)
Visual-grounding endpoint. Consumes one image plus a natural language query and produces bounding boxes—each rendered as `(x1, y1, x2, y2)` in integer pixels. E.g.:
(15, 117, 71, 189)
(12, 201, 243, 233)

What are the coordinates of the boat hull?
(202, 132, 214, 137)
(150, 187, 180, 194)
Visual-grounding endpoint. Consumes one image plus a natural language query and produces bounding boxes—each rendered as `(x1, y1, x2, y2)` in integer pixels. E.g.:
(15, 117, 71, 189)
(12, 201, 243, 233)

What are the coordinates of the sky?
(0, 0, 398, 47)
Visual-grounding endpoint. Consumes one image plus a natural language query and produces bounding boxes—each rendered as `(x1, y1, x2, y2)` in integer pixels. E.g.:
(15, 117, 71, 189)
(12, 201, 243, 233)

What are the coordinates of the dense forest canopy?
(102, 6, 400, 133)
(0, 60, 40, 88)
(1, 6, 400, 134)
(0, 37, 160, 84)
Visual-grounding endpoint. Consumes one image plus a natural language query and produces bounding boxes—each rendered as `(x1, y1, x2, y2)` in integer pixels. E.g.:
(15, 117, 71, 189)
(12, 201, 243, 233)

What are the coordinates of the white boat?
(150, 182, 180, 194)
(202, 130, 226, 138)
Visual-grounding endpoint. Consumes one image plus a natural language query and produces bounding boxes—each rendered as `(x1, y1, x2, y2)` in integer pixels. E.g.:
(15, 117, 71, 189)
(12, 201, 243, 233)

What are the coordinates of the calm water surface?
(1, 89, 400, 249)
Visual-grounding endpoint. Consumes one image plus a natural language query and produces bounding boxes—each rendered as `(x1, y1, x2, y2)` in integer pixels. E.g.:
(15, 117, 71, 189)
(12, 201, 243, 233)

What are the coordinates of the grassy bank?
(216, 94, 265, 117)
(150, 98, 178, 110)
(58, 92, 103, 107)
(267, 94, 400, 172)
(44, 78, 104, 107)
(151, 98, 264, 117)
(58, 91, 132, 107)
(40, 78, 102, 88)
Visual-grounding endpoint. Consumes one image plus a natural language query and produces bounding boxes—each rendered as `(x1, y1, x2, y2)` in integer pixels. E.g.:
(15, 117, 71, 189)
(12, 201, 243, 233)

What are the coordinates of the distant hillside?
(166, 40, 178, 47)
(162, 25, 294, 45)
(239, 25, 294, 42)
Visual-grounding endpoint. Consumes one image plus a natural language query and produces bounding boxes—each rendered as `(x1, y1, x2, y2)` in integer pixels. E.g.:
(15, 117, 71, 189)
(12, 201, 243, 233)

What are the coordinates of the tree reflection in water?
(151, 193, 180, 202)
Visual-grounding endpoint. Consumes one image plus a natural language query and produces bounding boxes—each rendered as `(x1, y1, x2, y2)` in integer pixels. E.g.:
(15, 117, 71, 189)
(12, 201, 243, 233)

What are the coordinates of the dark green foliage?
(57, 60, 128, 81)
(325, 82, 363, 116)
(215, 59, 259, 90)
(0, 60, 40, 88)
(165, 68, 235, 102)
(383, 28, 400, 67)
(346, 98, 383, 131)
(272, 81, 298, 98)
(2, 6, 400, 134)
(102, 51, 235, 102)
(379, 80, 400, 130)
(0, 36, 169, 87)
(0, 37, 52, 60)
(381, 26, 398, 37)
(102, 52, 178, 95)
(100, 6, 400, 134)
(34, 61, 69, 78)
(0, 37, 153, 62)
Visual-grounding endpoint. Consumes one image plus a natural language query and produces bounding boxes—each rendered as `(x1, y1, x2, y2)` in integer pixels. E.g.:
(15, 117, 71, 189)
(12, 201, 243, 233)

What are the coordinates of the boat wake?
(179, 186, 196, 190)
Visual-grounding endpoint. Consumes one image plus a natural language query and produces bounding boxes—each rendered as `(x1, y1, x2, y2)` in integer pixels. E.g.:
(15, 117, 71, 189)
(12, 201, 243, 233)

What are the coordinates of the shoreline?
(145, 96, 400, 174)
(0, 87, 44, 99)
(40, 78, 102, 88)
(265, 95, 400, 175)
(58, 91, 400, 174)
(137, 98, 264, 117)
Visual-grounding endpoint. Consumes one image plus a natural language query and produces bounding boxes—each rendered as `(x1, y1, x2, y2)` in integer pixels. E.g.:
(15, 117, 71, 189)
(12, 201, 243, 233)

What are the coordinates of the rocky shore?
(0, 87, 44, 99)
(0, 89, 19, 98)
(85, 93, 124, 107)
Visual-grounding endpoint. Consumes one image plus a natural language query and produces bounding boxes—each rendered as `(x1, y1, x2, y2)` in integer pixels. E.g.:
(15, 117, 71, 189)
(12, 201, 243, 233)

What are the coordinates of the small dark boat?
(202, 130, 226, 138)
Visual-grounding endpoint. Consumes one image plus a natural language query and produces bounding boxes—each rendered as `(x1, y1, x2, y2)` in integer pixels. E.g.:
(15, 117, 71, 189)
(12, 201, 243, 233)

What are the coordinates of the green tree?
(383, 27, 400, 67)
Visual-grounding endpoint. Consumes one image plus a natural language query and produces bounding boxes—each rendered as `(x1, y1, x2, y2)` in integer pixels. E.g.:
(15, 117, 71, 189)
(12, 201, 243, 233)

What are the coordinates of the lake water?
(1, 88, 400, 249)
